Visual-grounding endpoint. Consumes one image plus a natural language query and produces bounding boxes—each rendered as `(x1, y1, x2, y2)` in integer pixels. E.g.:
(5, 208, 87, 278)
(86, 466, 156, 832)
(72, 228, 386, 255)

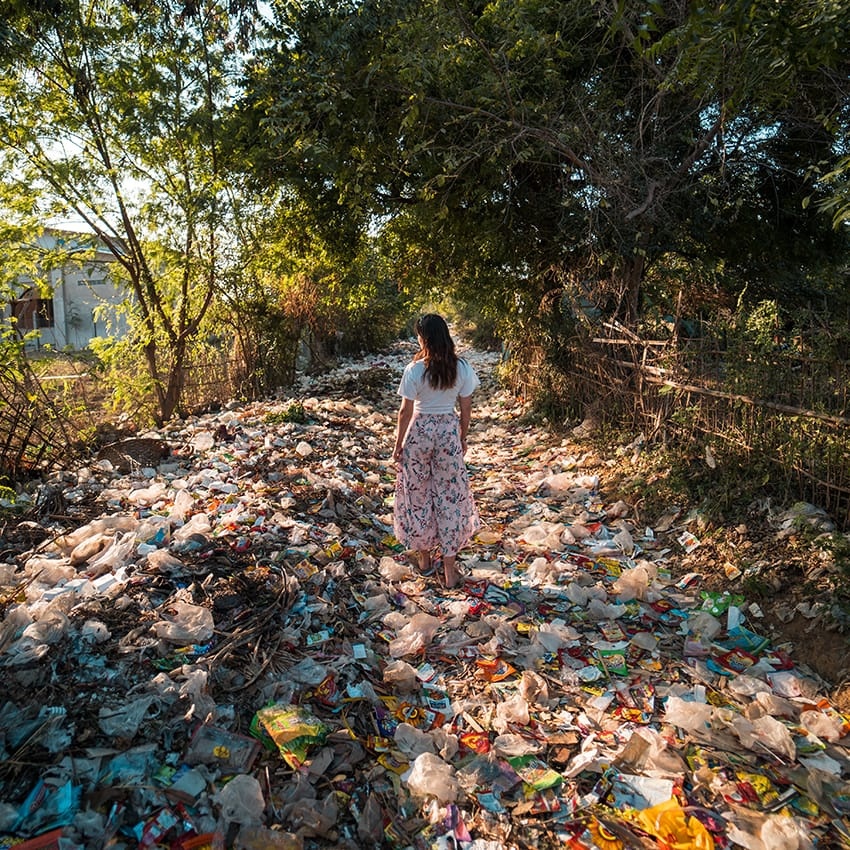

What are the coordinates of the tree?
(238, 0, 850, 332)
(0, 0, 259, 423)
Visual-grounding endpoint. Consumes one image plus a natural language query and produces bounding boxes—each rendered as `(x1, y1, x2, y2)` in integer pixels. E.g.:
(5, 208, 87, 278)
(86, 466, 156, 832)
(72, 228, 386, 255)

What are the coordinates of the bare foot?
(444, 561, 461, 589)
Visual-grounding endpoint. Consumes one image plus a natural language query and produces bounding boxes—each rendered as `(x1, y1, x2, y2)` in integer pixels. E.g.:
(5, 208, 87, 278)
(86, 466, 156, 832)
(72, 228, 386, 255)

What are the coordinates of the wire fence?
(560, 331, 850, 528)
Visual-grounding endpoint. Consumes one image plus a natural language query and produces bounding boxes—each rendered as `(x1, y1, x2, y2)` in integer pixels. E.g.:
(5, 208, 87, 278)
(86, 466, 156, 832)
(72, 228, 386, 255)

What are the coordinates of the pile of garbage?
(1, 341, 849, 850)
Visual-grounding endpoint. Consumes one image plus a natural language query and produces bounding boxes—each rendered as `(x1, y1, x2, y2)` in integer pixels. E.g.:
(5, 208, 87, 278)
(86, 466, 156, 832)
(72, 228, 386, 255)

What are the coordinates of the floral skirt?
(394, 413, 480, 555)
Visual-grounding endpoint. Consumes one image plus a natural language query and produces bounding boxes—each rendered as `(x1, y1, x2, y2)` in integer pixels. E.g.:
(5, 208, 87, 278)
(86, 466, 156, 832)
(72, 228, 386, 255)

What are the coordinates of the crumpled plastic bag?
(21, 609, 69, 645)
(81, 619, 111, 644)
(178, 666, 215, 722)
(173, 512, 212, 543)
(493, 693, 530, 733)
(152, 601, 214, 644)
(276, 780, 337, 839)
(732, 714, 796, 761)
(587, 598, 627, 620)
(24, 556, 76, 584)
(86, 530, 137, 577)
(389, 612, 441, 658)
(383, 659, 419, 692)
(519, 521, 567, 551)
(492, 733, 542, 757)
(800, 709, 844, 743)
(394, 722, 435, 758)
(663, 696, 715, 732)
(379, 555, 412, 581)
(519, 670, 550, 706)
(216, 774, 265, 825)
(533, 621, 580, 652)
(98, 695, 159, 738)
(405, 752, 458, 803)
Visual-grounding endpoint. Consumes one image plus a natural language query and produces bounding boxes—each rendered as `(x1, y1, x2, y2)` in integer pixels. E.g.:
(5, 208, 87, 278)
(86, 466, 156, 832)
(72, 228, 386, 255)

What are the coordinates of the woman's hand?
(394, 398, 414, 464)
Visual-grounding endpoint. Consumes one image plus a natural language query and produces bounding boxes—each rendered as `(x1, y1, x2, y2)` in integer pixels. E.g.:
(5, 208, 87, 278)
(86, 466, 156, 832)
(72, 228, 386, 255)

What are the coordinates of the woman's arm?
(393, 398, 415, 462)
(458, 394, 472, 454)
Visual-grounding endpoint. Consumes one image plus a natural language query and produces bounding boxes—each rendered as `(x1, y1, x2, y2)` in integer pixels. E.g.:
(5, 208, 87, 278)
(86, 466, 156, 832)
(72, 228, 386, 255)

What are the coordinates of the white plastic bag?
(216, 774, 265, 825)
(152, 601, 214, 644)
(389, 613, 441, 658)
(405, 752, 458, 803)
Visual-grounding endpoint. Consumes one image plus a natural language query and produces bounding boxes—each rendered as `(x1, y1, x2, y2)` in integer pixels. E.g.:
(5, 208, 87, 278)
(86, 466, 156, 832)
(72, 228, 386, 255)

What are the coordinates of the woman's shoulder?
(401, 360, 426, 382)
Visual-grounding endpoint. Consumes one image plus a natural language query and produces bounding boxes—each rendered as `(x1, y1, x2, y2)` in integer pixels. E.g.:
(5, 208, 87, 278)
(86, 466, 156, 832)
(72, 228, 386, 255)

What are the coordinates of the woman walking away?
(393, 314, 481, 588)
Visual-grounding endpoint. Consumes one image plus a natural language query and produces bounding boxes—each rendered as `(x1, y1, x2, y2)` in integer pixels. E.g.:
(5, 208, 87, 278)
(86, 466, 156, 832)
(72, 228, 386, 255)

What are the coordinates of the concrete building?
(5, 229, 129, 351)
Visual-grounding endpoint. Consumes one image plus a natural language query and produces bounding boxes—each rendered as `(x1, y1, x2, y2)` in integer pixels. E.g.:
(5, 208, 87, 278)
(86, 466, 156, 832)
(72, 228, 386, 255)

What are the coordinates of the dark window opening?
(11, 296, 55, 329)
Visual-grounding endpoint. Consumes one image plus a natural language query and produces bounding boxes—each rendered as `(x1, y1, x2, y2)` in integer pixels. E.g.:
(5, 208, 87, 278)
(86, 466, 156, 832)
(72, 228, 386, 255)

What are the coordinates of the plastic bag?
(519, 671, 550, 706)
(169, 488, 195, 521)
(612, 565, 649, 600)
(732, 714, 796, 761)
(379, 556, 411, 582)
(81, 620, 111, 644)
(173, 512, 212, 542)
(179, 667, 215, 722)
(86, 530, 137, 577)
(493, 694, 530, 732)
(25, 556, 76, 584)
(389, 612, 441, 658)
(761, 815, 815, 850)
(394, 722, 435, 758)
(98, 695, 158, 738)
(383, 659, 419, 692)
(492, 734, 542, 757)
(683, 610, 722, 640)
(587, 598, 627, 620)
(663, 696, 714, 732)
(216, 774, 265, 825)
(800, 709, 844, 743)
(612, 527, 635, 555)
(520, 521, 567, 551)
(146, 549, 187, 575)
(152, 601, 214, 644)
(534, 621, 580, 652)
(405, 752, 459, 803)
(21, 609, 69, 645)
(135, 515, 171, 546)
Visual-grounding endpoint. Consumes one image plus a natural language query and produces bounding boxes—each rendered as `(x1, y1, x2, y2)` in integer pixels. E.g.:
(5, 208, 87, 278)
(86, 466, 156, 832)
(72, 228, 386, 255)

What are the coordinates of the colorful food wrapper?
(250, 703, 328, 770)
(507, 755, 563, 791)
(476, 657, 517, 682)
(596, 646, 629, 677)
(700, 591, 746, 617)
(678, 531, 701, 552)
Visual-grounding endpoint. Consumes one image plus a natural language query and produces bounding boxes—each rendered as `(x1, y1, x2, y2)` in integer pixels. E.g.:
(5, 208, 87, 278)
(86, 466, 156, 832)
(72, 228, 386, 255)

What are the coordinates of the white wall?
(5, 230, 130, 351)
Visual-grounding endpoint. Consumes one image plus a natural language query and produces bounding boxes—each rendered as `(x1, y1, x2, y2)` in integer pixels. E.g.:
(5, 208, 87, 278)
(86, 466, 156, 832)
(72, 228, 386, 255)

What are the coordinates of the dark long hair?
(415, 314, 457, 389)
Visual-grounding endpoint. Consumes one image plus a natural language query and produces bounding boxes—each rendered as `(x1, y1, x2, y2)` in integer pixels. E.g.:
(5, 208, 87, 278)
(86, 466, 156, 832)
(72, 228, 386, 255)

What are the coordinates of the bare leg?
(443, 553, 461, 588)
(418, 549, 431, 574)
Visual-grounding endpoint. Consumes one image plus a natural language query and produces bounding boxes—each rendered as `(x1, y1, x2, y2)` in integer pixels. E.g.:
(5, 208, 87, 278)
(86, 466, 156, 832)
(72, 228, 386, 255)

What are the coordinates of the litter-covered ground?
(2, 338, 850, 850)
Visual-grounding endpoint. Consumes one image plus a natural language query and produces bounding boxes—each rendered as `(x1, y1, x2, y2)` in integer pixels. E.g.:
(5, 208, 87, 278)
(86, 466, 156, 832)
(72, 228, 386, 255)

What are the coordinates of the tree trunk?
(159, 338, 188, 423)
(614, 254, 645, 327)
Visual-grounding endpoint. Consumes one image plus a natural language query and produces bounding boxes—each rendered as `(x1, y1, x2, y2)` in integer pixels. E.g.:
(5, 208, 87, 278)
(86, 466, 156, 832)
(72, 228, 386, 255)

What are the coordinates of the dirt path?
(1, 338, 849, 849)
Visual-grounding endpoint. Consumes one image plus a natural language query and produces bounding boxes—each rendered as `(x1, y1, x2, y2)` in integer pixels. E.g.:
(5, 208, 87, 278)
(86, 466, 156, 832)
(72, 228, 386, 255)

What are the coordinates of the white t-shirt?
(397, 358, 480, 413)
